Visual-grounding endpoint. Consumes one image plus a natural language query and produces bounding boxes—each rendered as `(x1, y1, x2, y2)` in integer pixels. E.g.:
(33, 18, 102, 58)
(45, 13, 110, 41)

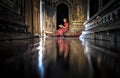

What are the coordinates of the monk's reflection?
(57, 38, 70, 69)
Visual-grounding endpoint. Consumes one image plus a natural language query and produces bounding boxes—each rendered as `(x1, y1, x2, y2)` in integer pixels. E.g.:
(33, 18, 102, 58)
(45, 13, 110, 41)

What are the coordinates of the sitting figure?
(57, 18, 69, 37)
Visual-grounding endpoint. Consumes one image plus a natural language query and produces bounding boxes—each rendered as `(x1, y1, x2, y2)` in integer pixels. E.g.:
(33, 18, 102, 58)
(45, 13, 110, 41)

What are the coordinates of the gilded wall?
(43, 0, 87, 36)
(44, 6, 56, 33)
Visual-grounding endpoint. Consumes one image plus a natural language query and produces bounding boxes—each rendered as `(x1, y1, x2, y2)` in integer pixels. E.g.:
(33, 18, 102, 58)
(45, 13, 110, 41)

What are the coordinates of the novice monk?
(57, 18, 69, 36)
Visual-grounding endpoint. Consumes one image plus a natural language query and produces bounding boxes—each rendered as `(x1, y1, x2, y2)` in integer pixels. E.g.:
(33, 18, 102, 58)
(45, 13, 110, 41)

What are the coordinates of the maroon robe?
(57, 22, 69, 36)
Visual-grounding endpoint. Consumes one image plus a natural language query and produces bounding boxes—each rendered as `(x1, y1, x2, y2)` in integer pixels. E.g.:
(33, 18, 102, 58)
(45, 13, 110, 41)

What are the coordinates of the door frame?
(54, 1, 73, 30)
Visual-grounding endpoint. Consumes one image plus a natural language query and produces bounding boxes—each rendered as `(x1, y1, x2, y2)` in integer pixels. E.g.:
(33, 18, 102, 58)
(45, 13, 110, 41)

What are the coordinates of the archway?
(57, 3, 69, 30)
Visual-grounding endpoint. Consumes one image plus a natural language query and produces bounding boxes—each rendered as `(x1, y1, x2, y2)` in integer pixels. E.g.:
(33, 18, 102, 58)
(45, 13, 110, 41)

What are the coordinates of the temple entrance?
(57, 3, 69, 30)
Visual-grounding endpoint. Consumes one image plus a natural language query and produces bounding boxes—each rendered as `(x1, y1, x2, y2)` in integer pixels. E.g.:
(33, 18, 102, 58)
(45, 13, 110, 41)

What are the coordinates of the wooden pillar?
(25, 0, 40, 35)
(25, 0, 33, 33)
(33, 0, 40, 35)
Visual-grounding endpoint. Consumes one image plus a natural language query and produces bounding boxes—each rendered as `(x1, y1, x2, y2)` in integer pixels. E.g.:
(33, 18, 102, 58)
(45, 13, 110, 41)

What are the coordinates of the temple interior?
(0, 0, 120, 78)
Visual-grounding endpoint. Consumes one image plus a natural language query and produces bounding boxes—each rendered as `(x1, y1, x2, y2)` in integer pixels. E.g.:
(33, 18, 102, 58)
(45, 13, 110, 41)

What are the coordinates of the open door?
(57, 3, 69, 30)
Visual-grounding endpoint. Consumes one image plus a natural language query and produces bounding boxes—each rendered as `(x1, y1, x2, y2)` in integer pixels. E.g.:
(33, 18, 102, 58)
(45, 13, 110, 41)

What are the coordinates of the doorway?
(57, 3, 69, 30)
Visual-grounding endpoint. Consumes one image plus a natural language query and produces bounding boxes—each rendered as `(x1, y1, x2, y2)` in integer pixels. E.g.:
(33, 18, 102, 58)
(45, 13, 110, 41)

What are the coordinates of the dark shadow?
(57, 3, 69, 30)
(90, 0, 99, 17)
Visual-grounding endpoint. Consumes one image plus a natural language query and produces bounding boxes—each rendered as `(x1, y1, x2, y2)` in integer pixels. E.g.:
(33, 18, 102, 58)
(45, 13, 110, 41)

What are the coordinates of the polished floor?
(0, 37, 120, 78)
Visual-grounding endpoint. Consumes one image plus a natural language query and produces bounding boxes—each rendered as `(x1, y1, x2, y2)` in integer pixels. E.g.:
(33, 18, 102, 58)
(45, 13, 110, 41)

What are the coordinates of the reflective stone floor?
(0, 37, 120, 78)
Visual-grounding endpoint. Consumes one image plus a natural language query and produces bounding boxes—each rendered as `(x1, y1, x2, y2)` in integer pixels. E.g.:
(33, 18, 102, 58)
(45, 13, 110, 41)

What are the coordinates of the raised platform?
(45, 31, 82, 37)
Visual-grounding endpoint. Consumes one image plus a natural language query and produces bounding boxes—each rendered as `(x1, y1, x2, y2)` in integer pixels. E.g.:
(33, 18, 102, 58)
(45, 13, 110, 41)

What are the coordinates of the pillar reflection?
(38, 38, 45, 78)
